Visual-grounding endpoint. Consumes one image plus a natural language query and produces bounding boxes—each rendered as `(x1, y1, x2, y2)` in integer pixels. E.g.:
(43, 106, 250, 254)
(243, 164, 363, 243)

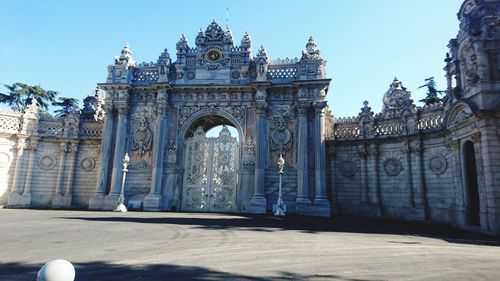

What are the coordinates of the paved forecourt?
(1, 209, 499, 281)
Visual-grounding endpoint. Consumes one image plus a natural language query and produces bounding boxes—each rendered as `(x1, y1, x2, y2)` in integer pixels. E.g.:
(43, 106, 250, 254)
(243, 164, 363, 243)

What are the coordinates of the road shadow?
(0, 261, 380, 281)
(60, 214, 500, 246)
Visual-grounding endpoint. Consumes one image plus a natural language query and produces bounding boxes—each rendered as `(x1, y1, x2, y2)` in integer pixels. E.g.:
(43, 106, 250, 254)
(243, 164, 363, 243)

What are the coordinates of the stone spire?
(176, 34, 189, 52)
(157, 48, 171, 65)
(256, 45, 268, 60)
(114, 43, 136, 66)
(204, 20, 224, 41)
(195, 28, 205, 45)
(240, 31, 251, 50)
(224, 25, 233, 43)
(358, 100, 374, 120)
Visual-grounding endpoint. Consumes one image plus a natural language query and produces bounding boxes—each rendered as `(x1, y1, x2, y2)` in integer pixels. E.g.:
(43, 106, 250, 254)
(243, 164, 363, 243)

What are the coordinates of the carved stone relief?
(339, 160, 357, 177)
(129, 159, 151, 169)
(132, 116, 152, 156)
(460, 44, 480, 85)
(178, 104, 246, 130)
(38, 155, 57, 170)
(80, 156, 96, 172)
(165, 139, 177, 168)
(450, 106, 473, 126)
(270, 108, 292, 153)
(384, 158, 402, 176)
(429, 155, 447, 175)
(242, 135, 256, 168)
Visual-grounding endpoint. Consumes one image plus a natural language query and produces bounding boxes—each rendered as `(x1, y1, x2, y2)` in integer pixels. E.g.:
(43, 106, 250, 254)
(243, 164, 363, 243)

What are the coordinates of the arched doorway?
(181, 124, 240, 212)
(463, 141, 480, 226)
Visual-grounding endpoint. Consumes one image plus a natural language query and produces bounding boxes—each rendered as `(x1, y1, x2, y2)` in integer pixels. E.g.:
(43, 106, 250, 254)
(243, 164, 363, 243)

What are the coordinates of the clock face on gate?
(205, 49, 223, 63)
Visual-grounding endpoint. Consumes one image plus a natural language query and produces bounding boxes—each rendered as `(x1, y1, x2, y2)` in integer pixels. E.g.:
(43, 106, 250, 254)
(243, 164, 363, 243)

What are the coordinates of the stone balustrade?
(331, 101, 446, 140)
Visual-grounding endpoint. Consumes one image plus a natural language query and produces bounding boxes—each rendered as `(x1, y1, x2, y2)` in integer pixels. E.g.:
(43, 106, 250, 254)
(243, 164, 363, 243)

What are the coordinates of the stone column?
(249, 97, 268, 213)
(105, 101, 129, 209)
(22, 138, 39, 196)
(144, 91, 169, 211)
(89, 103, 114, 209)
(52, 142, 68, 208)
(296, 101, 311, 212)
(8, 137, 30, 207)
(312, 101, 330, 216)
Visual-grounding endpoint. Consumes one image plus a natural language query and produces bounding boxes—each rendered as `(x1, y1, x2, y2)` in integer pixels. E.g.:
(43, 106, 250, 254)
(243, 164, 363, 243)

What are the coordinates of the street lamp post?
(274, 154, 286, 217)
(114, 153, 130, 212)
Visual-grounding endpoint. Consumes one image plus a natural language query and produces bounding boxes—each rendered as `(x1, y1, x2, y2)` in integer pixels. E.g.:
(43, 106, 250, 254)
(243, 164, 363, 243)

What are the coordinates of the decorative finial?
(301, 36, 321, 61)
(444, 52, 452, 63)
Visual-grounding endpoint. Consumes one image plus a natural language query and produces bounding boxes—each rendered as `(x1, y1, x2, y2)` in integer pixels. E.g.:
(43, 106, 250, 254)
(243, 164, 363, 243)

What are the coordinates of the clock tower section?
(174, 20, 252, 85)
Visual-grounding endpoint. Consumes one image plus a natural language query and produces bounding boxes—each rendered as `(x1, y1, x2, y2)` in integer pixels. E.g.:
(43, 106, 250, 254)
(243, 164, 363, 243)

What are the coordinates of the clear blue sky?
(0, 0, 462, 117)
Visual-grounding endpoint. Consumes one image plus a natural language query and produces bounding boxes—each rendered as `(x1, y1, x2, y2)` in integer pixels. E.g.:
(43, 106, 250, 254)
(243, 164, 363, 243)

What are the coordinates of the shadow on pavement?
(61, 214, 500, 246)
(0, 261, 381, 281)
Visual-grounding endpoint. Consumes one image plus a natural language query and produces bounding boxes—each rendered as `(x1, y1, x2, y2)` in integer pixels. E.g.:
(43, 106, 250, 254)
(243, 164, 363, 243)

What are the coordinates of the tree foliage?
(418, 77, 446, 105)
(1, 83, 58, 111)
(53, 97, 80, 116)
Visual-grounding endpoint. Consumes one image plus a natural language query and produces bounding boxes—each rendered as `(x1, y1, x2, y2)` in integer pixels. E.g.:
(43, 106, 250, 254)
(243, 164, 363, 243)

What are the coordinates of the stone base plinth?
(52, 194, 72, 208)
(143, 194, 163, 211)
(248, 195, 266, 214)
(88, 193, 106, 210)
(8, 193, 31, 208)
(104, 194, 120, 210)
(295, 197, 312, 215)
(311, 198, 331, 217)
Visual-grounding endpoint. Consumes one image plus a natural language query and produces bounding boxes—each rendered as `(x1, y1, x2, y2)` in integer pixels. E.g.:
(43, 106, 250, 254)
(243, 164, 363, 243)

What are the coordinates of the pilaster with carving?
(64, 142, 79, 199)
(402, 140, 415, 208)
(312, 101, 330, 215)
(52, 142, 69, 208)
(105, 91, 130, 209)
(22, 138, 39, 196)
(295, 100, 312, 208)
(7, 137, 30, 207)
(366, 142, 380, 208)
(144, 89, 170, 211)
(449, 138, 465, 223)
(357, 143, 369, 204)
(249, 88, 268, 213)
(90, 100, 114, 209)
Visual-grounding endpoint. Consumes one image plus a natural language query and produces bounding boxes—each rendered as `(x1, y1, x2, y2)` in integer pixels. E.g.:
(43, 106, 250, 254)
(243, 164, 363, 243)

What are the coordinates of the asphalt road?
(0, 209, 499, 281)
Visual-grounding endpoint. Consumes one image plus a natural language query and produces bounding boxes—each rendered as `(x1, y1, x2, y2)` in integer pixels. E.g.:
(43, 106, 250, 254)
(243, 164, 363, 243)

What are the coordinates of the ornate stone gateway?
(86, 19, 331, 216)
(181, 126, 239, 212)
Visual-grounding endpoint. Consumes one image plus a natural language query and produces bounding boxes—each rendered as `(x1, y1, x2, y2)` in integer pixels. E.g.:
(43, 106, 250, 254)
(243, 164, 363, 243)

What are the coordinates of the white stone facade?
(1, 0, 499, 236)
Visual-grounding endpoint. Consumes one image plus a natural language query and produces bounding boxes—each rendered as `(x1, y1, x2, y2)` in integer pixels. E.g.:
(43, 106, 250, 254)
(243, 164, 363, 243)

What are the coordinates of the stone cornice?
(97, 83, 132, 91)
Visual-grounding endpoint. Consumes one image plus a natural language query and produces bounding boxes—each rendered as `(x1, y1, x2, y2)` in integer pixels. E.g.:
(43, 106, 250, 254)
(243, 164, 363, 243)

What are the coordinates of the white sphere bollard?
(36, 259, 75, 281)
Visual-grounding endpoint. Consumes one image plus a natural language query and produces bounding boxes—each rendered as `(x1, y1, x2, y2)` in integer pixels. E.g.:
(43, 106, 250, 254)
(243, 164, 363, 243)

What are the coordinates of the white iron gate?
(181, 126, 239, 212)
